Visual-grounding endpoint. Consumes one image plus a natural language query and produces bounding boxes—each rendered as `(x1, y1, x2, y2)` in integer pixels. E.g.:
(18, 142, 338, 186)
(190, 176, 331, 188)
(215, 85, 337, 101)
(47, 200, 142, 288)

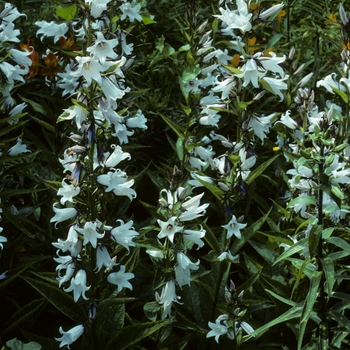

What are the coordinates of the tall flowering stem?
(39, 0, 148, 347)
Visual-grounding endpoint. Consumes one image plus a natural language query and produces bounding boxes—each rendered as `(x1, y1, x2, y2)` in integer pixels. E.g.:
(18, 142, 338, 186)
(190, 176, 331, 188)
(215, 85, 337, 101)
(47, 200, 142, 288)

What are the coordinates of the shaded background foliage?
(1, 0, 350, 349)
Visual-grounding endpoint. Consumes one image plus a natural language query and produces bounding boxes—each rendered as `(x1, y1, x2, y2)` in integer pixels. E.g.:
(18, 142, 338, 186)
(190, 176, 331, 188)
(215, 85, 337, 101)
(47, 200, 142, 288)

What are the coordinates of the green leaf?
(246, 154, 280, 185)
(5, 338, 42, 350)
(266, 34, 284, 50)
(287, 196, 316, 208)
(332, 87, 348, 103)
(201, 221, 221, 253)
(322, 257, 335, 298)
(56, 4, 77, 21)
(196, 177, 224, 202)
(106, 320, 169, 350)
(308, 224, 322, 259)
(30, 116, 55, 133)
(158, 113, 185, 140)
(244, 302, 304, 339)
(272, 238, 308, 266)
(18, 95, 47, 116)
(1, 299, 47, 337)
(265, 289, 296, 307)
(329, 310, 350, 332)
(21, 276, 87, 324)
(301, 271, 322, 323)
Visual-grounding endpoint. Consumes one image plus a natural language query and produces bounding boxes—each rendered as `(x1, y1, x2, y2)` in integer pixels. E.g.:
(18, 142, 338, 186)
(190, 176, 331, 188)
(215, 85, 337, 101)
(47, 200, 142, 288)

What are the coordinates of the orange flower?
(342, 38, 350, 50)
(276, 9, 286, 23)
(19, 38, 39, 79)
(326, 13, 337, 24)
(248, 36, 259, 54)
(250, 2, 261, 12)
(229, 54, 240, 68)
(59, 36, 80, 51)
(41, 53, 61, 81)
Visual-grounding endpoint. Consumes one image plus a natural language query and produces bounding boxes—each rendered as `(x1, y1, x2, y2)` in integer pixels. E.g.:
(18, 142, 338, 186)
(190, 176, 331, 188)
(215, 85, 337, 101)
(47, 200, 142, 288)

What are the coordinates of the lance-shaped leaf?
(246, 154, 280, 185)
(106, 320, 170, 350)
(21, 276, 87, 324)
(273, 238, 308, 266)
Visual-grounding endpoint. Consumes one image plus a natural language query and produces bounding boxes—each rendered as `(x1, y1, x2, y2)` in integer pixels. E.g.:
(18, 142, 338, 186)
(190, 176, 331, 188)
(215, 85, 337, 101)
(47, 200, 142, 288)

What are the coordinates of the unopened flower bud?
(68, 134, 84, 143)
(340, 4, 349, 26)
(327, 104, 334, 124)
(293, 63, 305, 76)
(298, 72, 314, 87)
(259, 4, 284, 21)
(197, 20, 208, 34)
(253, 90, 266, 101)
(89, 304, 97, 320)
(288, 47, 295, 61)
(67, 145, 86, 155)
(158, 198, 168, 208)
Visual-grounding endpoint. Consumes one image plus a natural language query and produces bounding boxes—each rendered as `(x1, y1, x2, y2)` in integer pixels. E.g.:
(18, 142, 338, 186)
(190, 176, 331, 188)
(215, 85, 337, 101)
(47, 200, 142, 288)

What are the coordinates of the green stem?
(317, 144, 328, 349)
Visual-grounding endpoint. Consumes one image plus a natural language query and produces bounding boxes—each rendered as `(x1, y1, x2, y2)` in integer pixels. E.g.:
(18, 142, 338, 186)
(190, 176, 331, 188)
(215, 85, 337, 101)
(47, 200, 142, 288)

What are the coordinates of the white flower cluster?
(41, 1, 146, 348)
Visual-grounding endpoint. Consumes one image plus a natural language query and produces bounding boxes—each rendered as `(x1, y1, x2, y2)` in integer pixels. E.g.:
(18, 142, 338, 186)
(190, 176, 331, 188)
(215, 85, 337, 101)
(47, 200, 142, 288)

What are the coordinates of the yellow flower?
(276, 9, 286, 23)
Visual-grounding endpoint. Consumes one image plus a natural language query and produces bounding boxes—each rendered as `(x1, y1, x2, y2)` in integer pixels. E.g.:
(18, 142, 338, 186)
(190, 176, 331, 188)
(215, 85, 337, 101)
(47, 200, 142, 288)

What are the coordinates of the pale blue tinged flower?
(71, 56, 106, 87)
(157, 217, 183, 243)
(155, 280, 181, 319)
(57, 180, 80, 205)
(50, 204, 77, 229)
(317, 73, 343, 94)
(57, 262, 75, 287)
(111, 219, 138, 253)
(112, 180, 137, 200)
(95, 245, 117, 272)
(0, 270, 8, 280)
(277, 110, 298, 129)
(0, 227, 7, 250)
(100, 76, 125, 101)
(55, 324, 84, 349)
(64, 269, 91, 302)
(87, 31, 119, 63)
(57, 64, 80, 96)
(97, 169, 129, 191)
(76, 221, 104, 248)
(9, 102, 27, 120)
(188, 171, 213, 189)
(105, 144, 131, 168)
(120, 31, 134, 55)
(85, 0, 111, 18)
(248, 113, 275, 143)
(60, 105, 88, 131)
(8, 138, 31, 156)
(10, 48, 32, 67)
(146, 249, 165, 259)
(126, 110, 148, 130)
(175, 252, 200, 287)
(183, 227, 206, 249)
(206, 319, 228, 343)
(111, 121, 134, 144)
(59, 150, 78, 174)
(0, 22, 20, 42)
(179, 193, 209, 222)
(35, 21, 69, 43)
(212, 76, 236, 100)
(257, 52, 286, 77)
(222, 215, 247, 239)
(235, 59, 265, 88)
(263, 75, 288, 101)
(218, 250, 239, 262)
(107, 265, 134, 293)
(215, 1, 252, 34)
(120, 2, 142, 22)
(54, 253, 74, 274)
(52, 225, 82, 257)
(0, 3, 25, 23)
